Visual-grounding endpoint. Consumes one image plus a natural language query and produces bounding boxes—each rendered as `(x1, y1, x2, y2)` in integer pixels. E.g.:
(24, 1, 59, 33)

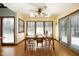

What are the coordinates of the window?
(27, 21, 53, 37)
(36, 22, 44, 35)
(45, 22, 52, 37)
(18, 19, 24, 33)
(27, 22, 35, 36)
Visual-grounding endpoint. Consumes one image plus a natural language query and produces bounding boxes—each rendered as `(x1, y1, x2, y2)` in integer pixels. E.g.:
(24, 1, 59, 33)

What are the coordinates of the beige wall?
(50, 15, 59, 39)
(16, 13, 28, 43)
(28, 17, 52, 21)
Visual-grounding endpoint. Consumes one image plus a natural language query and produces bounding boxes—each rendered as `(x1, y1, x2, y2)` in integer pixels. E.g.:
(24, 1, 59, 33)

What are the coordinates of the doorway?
(0, 17, 15, 45)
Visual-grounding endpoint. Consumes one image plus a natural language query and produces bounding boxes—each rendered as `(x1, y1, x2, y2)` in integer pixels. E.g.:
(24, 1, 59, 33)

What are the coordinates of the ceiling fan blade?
(30, 9, 38, 12)
(41, 6, 47, 11)
(42, 12, 47, 16)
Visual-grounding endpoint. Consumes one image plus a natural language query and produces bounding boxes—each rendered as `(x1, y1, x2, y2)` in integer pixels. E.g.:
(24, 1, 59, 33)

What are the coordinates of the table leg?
(24, 39, 26, 50)
(42, 42, 43, 48)
(37, 42, 38, 48)
(0, 39, 2, 55)
(53, 39, 55, 50)
(49, 39, 51, 47)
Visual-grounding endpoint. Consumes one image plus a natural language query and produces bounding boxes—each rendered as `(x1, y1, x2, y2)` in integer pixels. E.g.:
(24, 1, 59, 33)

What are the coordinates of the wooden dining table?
(24, 36, 55, 50)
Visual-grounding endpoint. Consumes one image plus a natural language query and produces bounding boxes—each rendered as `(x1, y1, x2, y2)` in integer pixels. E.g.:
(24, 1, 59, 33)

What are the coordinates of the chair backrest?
(36, 34, 43, 43)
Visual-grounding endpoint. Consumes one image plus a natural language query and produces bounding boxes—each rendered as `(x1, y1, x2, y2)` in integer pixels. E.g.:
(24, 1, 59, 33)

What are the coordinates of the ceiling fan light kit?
(30, 5, 48, 17)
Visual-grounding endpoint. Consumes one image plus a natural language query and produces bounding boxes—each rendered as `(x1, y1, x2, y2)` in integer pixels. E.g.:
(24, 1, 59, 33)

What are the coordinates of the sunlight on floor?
(2, 47, 15, 56)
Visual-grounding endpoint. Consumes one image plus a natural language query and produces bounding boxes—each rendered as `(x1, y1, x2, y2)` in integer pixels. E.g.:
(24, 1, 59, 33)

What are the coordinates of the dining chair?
(45, 38, 51, 47)
(36, 34, 44, 48)
(44, 34, 52, 48)
(27, 36, 35, 49)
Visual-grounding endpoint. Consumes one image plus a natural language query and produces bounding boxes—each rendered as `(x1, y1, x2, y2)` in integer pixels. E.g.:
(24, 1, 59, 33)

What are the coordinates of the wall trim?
(15, 39, 25, 45)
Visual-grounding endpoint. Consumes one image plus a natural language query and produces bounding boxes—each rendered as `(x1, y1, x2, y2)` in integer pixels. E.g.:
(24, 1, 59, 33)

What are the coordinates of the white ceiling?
(3, 3, 79, 17)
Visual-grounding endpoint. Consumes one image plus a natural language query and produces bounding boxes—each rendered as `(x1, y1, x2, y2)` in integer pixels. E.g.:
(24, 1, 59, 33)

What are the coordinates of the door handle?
(0, 37, 5, 39)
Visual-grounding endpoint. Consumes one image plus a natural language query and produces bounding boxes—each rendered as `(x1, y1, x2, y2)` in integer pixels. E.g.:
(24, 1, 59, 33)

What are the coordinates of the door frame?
(0, 16, 15, 45)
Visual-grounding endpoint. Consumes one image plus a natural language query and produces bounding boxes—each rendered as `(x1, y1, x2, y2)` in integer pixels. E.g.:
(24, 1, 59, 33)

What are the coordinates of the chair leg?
(45, 41, 47, 48)
(37, 43, 38, 48)
(42, 43, 43, 48)
(49, 40, 50, 47)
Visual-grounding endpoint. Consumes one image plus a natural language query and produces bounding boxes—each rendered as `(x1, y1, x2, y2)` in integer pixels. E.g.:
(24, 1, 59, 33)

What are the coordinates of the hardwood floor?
(0, 40, 79, 56)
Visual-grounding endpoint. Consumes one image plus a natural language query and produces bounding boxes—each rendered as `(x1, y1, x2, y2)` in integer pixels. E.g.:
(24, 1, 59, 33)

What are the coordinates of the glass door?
(59, 18, 68, 44)
(69, 13, 79, 52)
(2, 18, 15, 44)
(59, 11, 79, 53)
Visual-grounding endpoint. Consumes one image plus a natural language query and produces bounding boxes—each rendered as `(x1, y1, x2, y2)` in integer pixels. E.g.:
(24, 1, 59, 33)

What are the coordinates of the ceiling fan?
(30, 5, 47, 17)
